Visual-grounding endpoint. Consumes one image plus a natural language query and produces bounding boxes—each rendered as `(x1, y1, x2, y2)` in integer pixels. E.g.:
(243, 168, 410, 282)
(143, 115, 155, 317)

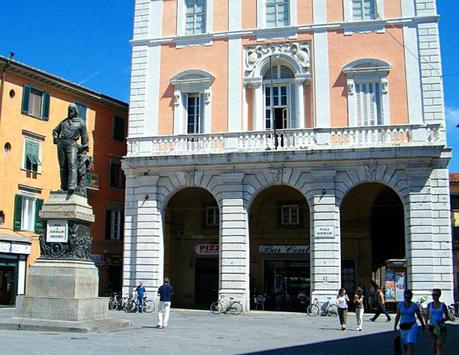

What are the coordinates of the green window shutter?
(105, 210, 111, 240)
(24, 140, 33, 170)
(13, 195, 23, 231)
(42, 92, 50, 120)
(21, 85, 31, 114)
(34, 199, 44, 233)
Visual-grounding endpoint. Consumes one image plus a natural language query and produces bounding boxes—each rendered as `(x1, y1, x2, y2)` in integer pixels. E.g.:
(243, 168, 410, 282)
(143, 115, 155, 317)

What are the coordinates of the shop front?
(0, 235, 31, 306)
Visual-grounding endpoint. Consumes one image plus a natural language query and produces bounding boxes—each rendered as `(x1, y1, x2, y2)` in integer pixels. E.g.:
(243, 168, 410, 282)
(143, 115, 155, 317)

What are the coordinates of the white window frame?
(171, 70, 214, 135)
(257, 0, 296, 28)
(281, 204, 299, 225)
(343, 0, 383, 22)
(22, 136, 42, 173)
(21, 195, 36, 232)
(177, 0, 213, 36)
(344, 58, 391, 127)
(205, 206, 219, 226)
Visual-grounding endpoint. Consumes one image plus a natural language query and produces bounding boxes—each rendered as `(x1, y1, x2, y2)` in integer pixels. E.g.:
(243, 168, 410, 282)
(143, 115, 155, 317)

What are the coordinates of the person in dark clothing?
(370, 285, 391, 322)
(136, 281, 146, 313)
(156, 277, 174, 329)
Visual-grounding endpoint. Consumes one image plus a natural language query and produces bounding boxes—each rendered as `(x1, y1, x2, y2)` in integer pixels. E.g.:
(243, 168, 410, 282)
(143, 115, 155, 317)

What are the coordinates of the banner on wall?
(395, 272, 406, 302)
(384, 269, 396, 301)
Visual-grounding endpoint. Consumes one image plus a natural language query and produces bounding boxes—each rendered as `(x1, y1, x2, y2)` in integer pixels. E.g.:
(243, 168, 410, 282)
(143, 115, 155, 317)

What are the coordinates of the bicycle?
(108, 292, 125, 311)
(307, 297, 338, 317)
(210, 296, 243, 315)
(130, 296, 156, 313)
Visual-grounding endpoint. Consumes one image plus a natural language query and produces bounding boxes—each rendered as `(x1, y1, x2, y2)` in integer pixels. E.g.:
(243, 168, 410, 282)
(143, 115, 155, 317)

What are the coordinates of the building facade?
(0, 56, 128, 304)
(451, 173, 459, 301)
(123, 0, 454, 310)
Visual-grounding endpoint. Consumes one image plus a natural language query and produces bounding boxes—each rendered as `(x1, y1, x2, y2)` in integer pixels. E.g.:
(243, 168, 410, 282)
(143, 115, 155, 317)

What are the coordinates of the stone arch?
(170, 69, 215, 84)
(343, 58, 391, 73)
(335, 165, 409, 208)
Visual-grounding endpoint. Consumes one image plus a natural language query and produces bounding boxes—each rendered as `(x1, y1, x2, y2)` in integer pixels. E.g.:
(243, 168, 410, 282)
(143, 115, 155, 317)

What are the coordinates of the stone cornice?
(130, 15, 439, 47)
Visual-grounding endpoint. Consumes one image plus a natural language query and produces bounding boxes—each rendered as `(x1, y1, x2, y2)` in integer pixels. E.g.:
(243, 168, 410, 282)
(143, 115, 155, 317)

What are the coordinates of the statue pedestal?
(0, 191, 130, 332)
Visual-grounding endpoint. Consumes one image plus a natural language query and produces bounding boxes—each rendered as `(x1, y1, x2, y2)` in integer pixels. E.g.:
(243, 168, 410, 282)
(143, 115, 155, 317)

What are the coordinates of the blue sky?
(0, 1, 457, 170)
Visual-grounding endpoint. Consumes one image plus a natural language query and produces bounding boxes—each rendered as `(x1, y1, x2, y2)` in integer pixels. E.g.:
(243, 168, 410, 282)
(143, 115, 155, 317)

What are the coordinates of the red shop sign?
(195, 244, 219, 255)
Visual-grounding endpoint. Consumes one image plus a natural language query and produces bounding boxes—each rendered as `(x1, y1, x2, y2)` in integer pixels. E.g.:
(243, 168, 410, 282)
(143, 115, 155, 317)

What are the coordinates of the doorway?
(0, 265, 16, 305)
(194, 258, 218, 306)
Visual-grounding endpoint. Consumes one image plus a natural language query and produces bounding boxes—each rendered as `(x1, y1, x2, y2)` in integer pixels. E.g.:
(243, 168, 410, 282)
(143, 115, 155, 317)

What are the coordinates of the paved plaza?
(0, 307, 458, 355)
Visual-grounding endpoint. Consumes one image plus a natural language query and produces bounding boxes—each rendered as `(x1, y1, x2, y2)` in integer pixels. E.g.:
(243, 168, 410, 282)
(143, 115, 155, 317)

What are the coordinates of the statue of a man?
(52, 104, 89, 193)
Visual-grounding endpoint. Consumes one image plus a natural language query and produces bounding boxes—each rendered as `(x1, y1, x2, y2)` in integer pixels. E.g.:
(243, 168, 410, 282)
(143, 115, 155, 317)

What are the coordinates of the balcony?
(127, 124, 442, 158)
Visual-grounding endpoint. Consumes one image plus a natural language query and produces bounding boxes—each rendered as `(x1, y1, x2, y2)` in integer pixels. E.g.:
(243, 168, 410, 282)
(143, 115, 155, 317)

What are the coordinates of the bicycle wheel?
(108, 298, 118, 311)
(210, 301, 223, 314)
(448, 306, 456, 321)
(307, 304, 320, 316)
(126, 300, 137, 313)
(229, 301, 243, 315)
(327, 304, 338, 317)
(144, 300, 155, 313)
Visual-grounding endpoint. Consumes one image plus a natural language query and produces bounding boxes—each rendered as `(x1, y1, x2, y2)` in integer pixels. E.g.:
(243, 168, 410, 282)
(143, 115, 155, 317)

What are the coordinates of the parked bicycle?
(130, 296, 155, 313)
(307, 297, 338, 317)
(108, 292, 125, 311)
(210, 296, 243, 315)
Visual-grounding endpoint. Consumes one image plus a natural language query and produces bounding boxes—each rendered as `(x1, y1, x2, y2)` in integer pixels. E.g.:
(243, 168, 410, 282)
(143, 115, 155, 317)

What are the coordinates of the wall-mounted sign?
(10, 244, 31, 255)
(0, 241, 11, 253)
(314, 226, 335, 239)
(195, 244, 219, 255)
(259, 245, 310, 255)
(46, 220, 68, 243)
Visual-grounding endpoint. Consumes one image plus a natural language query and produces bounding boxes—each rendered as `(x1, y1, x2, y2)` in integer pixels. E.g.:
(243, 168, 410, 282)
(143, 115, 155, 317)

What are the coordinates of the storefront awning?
(0, 230, 32, 255)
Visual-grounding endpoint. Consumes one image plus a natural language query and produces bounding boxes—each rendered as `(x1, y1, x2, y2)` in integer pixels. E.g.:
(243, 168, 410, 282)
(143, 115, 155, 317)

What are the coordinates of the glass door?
(264, 85, 289, 130)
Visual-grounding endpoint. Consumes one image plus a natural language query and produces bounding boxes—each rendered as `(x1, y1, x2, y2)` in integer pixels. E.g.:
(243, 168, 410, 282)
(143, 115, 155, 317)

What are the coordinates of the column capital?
(244, 77, 262, 88)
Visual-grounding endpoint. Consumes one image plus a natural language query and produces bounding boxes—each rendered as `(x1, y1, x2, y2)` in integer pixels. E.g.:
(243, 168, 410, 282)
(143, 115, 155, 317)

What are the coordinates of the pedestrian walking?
(354, 287, 364, 331)
(394, 289, 426, 355)
(424, 288, 452, 355)
(136, 281, 145, 313)
(336, 288, 349, 330)
(369, 285, 391, 322)
(156, 277, 174, 329)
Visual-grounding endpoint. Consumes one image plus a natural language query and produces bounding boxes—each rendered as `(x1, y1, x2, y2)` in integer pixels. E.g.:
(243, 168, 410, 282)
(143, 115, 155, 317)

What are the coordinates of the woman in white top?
(336, 288, 350, 330)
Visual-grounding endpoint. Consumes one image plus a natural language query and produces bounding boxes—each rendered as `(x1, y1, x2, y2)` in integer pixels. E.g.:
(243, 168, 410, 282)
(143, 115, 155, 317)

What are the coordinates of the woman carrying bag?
(424, 288, 452, 355)
(336, 288, 350, 331)
(394, 289, 426, 355)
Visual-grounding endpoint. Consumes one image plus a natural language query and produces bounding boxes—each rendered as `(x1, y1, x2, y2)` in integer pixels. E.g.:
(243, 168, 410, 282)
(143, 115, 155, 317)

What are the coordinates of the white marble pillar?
(252, 81, 264, 131)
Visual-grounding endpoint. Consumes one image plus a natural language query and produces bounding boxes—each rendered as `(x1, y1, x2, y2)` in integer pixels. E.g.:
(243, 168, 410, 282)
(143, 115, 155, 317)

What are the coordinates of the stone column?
(123, 174, 163, 296)
(309, 170, 341, 302)
(219, 173, 250, 310)
(295, 78, 306, 129)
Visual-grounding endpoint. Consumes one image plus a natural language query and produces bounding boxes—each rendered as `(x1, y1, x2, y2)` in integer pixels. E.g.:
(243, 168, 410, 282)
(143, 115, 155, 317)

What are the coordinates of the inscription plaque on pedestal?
(46, 220, 68, 243)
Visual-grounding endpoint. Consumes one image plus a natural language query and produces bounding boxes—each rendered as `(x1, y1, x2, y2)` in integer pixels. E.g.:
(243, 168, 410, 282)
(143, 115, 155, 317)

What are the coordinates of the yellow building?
(0, 56, 128, 305)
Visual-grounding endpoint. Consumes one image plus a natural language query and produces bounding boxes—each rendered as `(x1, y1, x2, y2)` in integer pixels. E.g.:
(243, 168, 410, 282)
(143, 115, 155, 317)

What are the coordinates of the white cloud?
(445, 106, 459, 126)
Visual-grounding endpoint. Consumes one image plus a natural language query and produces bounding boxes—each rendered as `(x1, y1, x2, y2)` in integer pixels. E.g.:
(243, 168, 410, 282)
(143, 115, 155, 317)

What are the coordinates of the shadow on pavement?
(242, 324, 459, 355)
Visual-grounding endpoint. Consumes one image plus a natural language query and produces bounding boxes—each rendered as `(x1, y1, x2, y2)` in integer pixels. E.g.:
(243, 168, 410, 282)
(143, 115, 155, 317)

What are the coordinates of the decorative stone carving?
(184, 170, 195, 185)
(269, 167, 284, 182)
(364, 162, 377, 181)
(347, 79, 354, 95)
(244, 42, 311, 77)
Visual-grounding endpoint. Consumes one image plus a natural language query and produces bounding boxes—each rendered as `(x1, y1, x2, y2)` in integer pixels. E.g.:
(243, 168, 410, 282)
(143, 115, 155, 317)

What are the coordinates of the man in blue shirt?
(136, 281, 146, 313)
(156, 277, 174, 328)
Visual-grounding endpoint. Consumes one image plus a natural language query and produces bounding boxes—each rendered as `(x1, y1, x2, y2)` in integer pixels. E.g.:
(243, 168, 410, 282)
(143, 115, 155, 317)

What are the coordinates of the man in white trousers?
(156, 277, 174, 329)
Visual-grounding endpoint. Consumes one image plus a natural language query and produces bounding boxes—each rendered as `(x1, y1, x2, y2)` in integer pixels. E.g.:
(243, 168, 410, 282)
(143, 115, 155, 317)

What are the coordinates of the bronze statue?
(52, 104, 89, 193)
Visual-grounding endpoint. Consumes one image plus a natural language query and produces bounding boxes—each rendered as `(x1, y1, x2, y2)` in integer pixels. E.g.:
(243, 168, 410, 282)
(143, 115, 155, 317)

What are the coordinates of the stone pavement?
(0, 307, 458, 355)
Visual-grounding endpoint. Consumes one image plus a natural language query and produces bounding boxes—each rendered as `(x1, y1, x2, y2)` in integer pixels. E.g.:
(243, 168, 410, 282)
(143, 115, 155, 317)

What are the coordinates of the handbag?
(399, 321, 415, 330)
(394, 334, 402, 355)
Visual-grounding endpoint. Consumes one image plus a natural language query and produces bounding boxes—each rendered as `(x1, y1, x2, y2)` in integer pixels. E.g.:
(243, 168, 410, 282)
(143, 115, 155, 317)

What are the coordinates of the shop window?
(75, 102, 88, 121)
(23, 138, 41, 173)
(21, 85, 50, 120)
(105, 209, 124, 240)
(205, 206, 219, 227)
(110, 158, 125, 188)
(113, 116, 126, 142)
(281, 204, 299, 225)
(13, 194, 43, 233)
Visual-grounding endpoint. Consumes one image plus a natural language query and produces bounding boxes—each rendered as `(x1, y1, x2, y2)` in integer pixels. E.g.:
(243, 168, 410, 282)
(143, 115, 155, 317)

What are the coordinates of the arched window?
(262, 64, 296, 130)
(344, 58, 391, 127)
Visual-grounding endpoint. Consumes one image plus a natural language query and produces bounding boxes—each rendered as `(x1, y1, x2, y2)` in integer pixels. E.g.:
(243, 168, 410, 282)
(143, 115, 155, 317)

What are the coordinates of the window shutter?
(105, 210, 111, 240)
(42, 92, 50, 120)
(199, 93, 205, 133)
(21, 85, 31, 114)
(13, 195, 23, 231)
(34, 199, 44, 233)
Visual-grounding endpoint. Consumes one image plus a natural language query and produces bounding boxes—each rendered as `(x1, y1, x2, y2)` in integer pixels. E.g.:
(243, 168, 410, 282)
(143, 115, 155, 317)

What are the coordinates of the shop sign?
(195, 244, 219, 255)
(259, 245, 310, 255)
(314, 226, 334, 239)
(46, 220, 68, 243)
(0, 241, 10, 253)
(10, 243, 31, 255)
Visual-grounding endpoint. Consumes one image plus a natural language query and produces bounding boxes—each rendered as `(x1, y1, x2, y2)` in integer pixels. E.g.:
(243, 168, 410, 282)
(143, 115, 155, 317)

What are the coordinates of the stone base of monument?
(0, 192, 131, 332)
